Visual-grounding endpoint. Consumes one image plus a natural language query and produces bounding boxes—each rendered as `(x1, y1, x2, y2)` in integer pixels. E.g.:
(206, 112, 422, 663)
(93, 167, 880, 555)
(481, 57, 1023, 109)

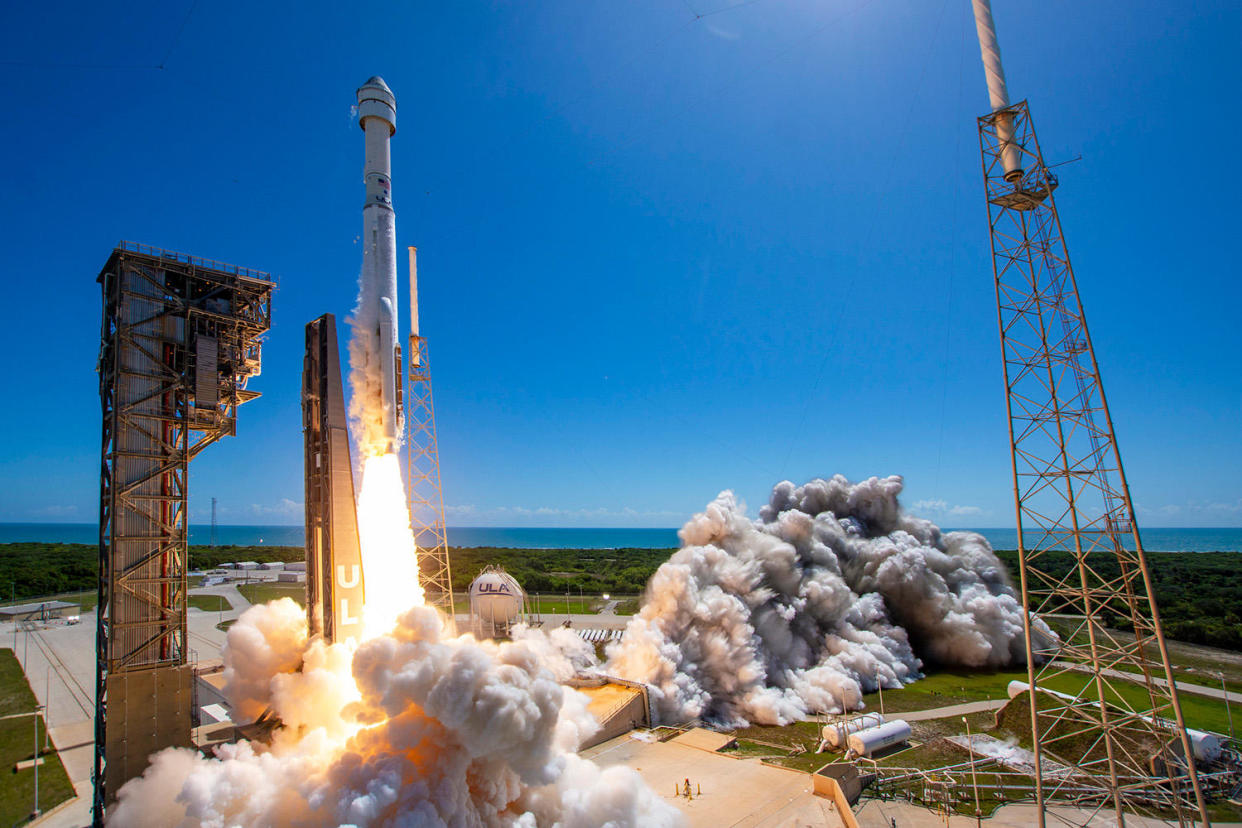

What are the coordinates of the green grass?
(611, 597, 640, 616)
(719, 720, 837, 773)
(187, 594, 232, 613)
(0, 649, 74, 823)
(857, 668, 1029, 715)
(0, 590, 96, 613)
(1038, 671, 1234, 735)
(525, 596, 599, 616)
(237, 582, 305, 607)
(851, 665, 1236, 737)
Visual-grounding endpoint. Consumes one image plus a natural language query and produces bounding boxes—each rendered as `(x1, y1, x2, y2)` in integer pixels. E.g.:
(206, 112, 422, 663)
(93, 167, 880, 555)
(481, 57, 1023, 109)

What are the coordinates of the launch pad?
(94, 241, 272, 821)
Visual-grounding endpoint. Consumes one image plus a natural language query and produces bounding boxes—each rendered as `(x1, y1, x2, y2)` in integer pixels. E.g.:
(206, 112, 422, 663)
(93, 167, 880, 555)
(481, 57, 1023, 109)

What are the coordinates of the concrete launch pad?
(582, 729, 845, 827)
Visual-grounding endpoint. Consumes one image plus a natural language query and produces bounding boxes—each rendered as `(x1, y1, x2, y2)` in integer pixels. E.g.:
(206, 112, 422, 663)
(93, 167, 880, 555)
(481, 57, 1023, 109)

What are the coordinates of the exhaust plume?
(606, 475, 1055, 727)
(110, 601, 681, 826)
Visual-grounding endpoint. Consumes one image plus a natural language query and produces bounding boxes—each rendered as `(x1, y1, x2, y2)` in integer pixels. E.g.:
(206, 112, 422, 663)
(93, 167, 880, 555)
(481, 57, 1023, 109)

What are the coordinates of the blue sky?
(0, 0, 1238, 529)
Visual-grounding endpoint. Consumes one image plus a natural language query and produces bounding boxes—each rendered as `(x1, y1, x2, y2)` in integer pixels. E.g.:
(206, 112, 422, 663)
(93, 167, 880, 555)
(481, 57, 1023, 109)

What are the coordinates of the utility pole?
(33, 704, 41, 817)
(1222, 672, 1236, 740)
(963, 716, 980, 828)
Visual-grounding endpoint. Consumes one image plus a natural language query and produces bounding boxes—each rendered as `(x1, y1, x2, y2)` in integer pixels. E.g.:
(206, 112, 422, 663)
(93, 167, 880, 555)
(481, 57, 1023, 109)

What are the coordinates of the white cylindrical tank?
(1186, 729, 1222, 763)
(847, 720, 911, 758)
(469, 569, 525, 626)
(822, 713, 885, 749)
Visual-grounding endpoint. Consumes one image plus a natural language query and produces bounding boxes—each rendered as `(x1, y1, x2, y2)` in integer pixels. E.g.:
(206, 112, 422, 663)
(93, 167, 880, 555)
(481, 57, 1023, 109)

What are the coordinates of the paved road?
(11, 581, 253, 827)
(896, 699, 1007, 722)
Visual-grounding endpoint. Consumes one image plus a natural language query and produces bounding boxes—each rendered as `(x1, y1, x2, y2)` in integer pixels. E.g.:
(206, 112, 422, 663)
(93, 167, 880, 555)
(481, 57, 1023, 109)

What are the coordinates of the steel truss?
(979, 103, 1210, 827)
(95, 242, 272, 823)
(406, 334, 455, 628)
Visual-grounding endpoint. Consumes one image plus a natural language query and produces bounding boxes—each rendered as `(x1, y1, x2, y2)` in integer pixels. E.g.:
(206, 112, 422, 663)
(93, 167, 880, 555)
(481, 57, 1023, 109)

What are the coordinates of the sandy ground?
(584, 730, 845, 827)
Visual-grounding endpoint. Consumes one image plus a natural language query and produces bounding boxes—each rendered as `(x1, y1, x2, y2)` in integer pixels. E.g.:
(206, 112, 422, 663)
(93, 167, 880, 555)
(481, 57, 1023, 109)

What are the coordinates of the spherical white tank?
(822, 713, 885, 749)
(469, 569, 524, 625)
(847, 720, 911, 758)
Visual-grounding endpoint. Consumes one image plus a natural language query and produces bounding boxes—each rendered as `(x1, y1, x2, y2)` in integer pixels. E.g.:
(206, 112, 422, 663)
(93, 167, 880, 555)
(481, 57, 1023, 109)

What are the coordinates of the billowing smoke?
(110, 599, 681, 827)
(606, 475, 1055, 727)
(347, 220, 400, 458)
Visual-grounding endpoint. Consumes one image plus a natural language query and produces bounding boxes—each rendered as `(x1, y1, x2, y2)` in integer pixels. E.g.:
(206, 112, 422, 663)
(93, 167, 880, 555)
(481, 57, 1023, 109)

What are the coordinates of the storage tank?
(822, 713, 885, 749)
(469, 567, 525, 638)
(1186, 730, 1222, 763)
(846, 720, 911, 758)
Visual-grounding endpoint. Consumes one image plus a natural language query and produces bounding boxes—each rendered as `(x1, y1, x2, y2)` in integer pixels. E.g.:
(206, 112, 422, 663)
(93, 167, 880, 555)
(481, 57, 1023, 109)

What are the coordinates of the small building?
(260, 562, 285, 570)
(277, 572, 306, 584)
(0, 600, 79, 622)
(284, 561, 307, 572)
(236, 561, 260, 570)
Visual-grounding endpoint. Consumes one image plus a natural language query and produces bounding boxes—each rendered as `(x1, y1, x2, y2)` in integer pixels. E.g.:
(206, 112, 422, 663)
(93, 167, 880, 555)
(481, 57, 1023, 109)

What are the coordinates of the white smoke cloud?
(110, 603, 680, 827)
(606, 475, 1055, 727)
(346, 217, 402, 458)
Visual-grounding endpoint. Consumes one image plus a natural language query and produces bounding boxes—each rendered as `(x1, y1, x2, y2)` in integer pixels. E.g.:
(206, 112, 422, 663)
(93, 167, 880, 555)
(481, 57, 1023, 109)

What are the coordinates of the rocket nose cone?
(361, 76, 392, 94)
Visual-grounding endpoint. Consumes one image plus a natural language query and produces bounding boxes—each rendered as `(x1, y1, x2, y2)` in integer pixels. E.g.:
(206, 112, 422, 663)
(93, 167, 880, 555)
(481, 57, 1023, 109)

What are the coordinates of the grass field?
(0, 590, 96, 613)
(0, 649, 74, 823)
(237, 582, 305, 607)
(187, 594, 232, 613)
(858, 668, 1028, 715)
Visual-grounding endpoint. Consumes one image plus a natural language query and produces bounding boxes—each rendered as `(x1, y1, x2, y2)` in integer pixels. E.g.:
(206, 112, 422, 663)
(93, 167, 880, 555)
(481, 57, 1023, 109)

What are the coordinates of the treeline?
(0, 543, 673, 605)
(3, 541, 1239, 652)
(446, 546, 672, 595)
(992, 550, 1242, 651)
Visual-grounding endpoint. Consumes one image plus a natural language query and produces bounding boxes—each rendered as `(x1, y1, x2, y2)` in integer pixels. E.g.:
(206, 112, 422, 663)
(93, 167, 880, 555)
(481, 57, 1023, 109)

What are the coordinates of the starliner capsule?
(356, 75, 404, 455)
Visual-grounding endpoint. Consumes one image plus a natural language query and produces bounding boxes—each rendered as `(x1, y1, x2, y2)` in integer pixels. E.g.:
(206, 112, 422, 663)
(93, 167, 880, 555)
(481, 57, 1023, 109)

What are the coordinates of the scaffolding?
(406, 332, 455, 628)
(95, 241, 272, 823)
(978, 104, 1209, 827)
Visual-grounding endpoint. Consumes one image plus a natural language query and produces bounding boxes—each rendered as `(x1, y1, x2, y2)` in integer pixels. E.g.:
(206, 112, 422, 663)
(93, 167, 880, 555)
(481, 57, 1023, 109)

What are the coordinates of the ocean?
(1, 523, 1240, 552)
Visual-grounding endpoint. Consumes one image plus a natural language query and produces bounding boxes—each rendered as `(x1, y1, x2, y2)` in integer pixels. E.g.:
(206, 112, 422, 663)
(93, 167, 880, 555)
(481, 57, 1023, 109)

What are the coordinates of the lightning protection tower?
(95, 242, 273, 823)
(970, 3, 1209, 826)
(404, 247, 456, 627)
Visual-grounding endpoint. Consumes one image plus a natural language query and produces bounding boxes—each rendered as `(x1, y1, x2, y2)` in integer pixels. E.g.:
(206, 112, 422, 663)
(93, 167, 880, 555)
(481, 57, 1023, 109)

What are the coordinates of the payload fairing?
(357, 76, 404, 455)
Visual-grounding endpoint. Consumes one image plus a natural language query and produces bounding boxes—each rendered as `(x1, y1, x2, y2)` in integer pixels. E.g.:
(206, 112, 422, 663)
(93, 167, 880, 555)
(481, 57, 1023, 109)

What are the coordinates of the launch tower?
(95, 242, 272, 822)
(405, 247, 456, 626)
(971, 3, 1209, 825)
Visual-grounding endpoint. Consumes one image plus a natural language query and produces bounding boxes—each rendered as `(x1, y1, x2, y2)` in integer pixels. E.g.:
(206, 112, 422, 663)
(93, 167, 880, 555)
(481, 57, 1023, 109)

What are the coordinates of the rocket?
(356, 76, 404, 454)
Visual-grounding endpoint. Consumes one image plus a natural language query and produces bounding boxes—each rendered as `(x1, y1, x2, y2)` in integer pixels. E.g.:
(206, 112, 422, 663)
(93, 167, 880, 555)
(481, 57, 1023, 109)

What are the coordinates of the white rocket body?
(357, 76, 403, 454)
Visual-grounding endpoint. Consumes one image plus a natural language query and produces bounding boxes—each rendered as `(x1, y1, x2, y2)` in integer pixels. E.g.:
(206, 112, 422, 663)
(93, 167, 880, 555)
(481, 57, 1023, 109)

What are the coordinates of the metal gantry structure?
(978, 105, 1210, 826)
(95, 242, 272, 823)
(405, 331, 455, 627)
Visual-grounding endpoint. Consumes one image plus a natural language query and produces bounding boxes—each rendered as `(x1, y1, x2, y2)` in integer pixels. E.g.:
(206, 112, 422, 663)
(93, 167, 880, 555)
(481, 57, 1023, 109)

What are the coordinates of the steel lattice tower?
(978, 103, 1210, 826)
(405, 248, 455, 628)
(95, 242, 272, 823)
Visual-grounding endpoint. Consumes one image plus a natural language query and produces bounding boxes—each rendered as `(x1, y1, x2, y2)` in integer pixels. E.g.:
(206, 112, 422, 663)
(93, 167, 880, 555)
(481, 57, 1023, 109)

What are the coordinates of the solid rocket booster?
(357, 76, 404, 454)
